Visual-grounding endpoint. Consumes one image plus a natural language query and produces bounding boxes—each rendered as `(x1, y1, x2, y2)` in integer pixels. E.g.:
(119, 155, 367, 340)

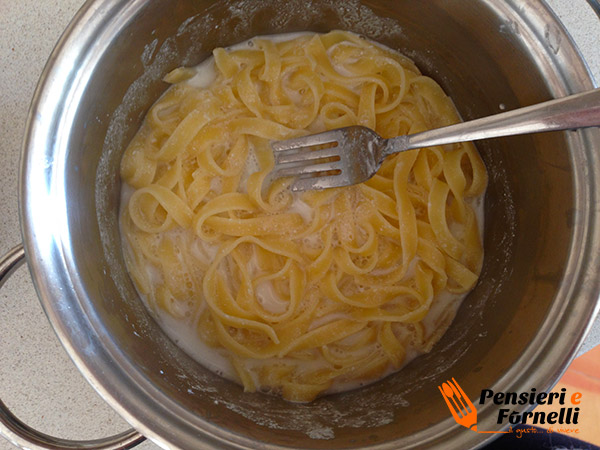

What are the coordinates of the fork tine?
(448, 381, 470, 413)
(438, 385, 463, 422)
(271, 125, 383, 190)
(274, 145, 341, 165)
(271, 129, 343, 152)
(290, 173, 347, 192)
(443, 382, 465, 416)
(273, 160, 343, 178)
(451, 378, 476, 410)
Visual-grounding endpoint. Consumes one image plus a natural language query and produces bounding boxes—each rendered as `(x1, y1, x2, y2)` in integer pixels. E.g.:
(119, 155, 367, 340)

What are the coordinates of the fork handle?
(387, 88, 600, 154)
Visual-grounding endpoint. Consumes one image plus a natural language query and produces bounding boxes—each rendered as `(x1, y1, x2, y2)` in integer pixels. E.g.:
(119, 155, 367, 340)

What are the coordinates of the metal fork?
(271, 88, 600, 191)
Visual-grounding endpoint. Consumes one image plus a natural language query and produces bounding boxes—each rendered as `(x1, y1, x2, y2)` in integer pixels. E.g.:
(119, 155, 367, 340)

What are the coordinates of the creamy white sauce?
(186, 57, 217, 88)
(158, 309, 237, 380)
(288, 197, 313, 223)
(255, 281, 288, 314)
(121, 32, 487, 398)
(189, 234, 219, 263)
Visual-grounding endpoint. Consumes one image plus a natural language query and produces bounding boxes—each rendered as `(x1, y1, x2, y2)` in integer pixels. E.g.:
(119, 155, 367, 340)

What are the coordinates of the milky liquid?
(121, 32, 487, 397)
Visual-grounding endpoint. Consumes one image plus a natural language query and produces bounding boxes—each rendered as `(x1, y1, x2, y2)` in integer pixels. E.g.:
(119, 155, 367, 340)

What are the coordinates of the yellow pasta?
(120, 31, 487, 402)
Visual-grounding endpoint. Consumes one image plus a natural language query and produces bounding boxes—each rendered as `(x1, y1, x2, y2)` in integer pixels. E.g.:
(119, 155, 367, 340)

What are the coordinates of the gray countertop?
(1, 1, 599, 449)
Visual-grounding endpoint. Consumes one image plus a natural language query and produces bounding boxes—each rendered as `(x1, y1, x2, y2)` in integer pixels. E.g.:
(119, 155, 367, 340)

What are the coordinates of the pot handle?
(0, 245, 145, 450)
(586, 0, 600, 17)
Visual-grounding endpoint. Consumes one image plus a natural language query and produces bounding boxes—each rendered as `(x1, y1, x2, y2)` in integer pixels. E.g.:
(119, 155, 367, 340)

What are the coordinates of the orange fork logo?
(438, 378, 509, 434)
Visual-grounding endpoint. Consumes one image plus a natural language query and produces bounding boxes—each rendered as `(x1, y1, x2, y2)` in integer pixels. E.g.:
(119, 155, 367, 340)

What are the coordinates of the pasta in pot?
(120, 30, 487, 402)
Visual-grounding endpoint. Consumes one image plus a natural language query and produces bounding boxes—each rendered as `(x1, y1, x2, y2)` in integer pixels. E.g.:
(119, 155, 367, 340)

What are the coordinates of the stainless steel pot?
(1, 0, 600, 449)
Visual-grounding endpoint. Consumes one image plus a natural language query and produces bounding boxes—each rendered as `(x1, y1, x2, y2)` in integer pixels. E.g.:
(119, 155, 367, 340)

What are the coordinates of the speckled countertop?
(1, 1, 599, 449)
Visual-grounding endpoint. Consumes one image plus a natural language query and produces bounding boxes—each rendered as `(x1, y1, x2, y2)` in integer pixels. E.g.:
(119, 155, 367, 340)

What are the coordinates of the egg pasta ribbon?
(120, 30, 487, 402)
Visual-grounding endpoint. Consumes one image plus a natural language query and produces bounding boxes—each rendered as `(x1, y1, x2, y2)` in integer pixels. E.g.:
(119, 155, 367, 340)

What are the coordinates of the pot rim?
(19, 0, 600, 449)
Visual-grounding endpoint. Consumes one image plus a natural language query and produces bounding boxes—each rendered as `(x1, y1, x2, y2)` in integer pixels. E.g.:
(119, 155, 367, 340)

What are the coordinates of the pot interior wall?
(63, 0, 574, 447)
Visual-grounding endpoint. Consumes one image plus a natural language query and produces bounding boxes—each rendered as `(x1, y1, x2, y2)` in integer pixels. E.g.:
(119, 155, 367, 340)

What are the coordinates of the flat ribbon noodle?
(120, 31, 487, 402)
